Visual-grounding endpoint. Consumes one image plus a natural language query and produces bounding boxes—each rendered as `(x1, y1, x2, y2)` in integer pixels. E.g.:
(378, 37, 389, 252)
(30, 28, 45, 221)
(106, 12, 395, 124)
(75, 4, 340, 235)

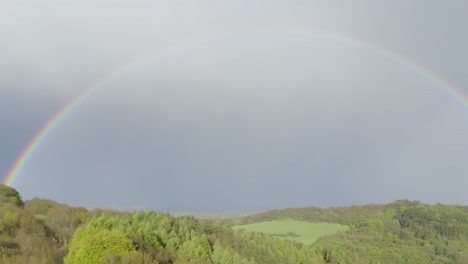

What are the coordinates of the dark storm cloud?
(1, 1, 467, 211)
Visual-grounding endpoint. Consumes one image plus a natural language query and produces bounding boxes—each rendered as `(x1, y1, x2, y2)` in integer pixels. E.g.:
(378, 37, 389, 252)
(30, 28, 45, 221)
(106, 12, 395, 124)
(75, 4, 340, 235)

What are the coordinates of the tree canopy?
(0, 184, 467, 263)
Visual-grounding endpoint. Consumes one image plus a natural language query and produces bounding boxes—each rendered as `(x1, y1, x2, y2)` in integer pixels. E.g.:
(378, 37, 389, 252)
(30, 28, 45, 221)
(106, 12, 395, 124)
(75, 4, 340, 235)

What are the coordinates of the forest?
(0, 184, 467, 263)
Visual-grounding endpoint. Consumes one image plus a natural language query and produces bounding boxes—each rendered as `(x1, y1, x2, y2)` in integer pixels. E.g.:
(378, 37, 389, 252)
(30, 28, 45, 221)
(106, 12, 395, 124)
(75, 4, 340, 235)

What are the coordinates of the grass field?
(232, 219, 349, 245)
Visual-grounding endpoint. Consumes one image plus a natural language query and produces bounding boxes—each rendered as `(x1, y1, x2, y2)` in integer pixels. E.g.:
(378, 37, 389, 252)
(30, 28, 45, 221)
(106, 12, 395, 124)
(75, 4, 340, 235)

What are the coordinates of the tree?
(45, 205, 79, 245)
(211, 243, 233, 264)
(64, 227, 135, 264)
(0, 184, 23, 206)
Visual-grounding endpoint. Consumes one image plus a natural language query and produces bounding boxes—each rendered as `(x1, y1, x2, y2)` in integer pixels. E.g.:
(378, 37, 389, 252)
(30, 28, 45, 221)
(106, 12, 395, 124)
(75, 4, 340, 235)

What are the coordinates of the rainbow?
(2, 60, 144, 187)
(3, 28, 467, 187)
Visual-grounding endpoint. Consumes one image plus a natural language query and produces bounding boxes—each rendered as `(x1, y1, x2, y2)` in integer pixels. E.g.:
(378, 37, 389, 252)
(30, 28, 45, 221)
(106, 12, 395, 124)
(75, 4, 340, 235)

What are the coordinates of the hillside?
(1, 184, 467, 263)
(232, 219, 349, 245)
(238, 200, 468, 263)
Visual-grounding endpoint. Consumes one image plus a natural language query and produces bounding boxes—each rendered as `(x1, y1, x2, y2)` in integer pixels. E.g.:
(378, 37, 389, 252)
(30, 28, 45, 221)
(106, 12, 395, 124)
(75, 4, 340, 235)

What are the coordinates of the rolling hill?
(1, 184, 467, 263)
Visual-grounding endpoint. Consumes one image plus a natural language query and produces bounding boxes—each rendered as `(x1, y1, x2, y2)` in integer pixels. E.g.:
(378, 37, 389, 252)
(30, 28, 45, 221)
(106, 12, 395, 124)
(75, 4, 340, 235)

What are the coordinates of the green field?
(232, 219, 349, 245)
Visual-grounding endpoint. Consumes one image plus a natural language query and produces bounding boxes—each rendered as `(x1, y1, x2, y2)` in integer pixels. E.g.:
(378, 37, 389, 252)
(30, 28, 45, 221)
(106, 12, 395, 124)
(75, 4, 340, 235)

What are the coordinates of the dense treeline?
(238, 200, 468, 263)
(0, 185, 62, 263)
(1, 184, 467, 263)
(239, 200, 468, 240)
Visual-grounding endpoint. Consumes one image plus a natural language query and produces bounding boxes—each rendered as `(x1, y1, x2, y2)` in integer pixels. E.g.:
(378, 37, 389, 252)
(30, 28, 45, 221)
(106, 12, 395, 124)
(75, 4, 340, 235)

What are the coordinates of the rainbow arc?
(3, 28, 467, 187)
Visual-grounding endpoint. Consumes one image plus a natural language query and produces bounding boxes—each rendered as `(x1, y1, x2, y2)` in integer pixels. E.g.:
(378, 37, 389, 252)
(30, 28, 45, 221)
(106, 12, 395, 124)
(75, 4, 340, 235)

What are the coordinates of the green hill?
(237, 200, 468, 263)
(1, 184, 468, 263)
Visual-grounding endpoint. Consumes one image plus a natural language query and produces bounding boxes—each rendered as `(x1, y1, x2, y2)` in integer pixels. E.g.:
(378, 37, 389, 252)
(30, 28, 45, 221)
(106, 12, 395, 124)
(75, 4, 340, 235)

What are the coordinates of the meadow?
(232, 219, 349, 245)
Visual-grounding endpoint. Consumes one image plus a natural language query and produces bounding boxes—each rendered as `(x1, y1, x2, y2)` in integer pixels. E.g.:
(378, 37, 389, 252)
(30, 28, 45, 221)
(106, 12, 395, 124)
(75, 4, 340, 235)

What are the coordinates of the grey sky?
(1, 1, 467, 211)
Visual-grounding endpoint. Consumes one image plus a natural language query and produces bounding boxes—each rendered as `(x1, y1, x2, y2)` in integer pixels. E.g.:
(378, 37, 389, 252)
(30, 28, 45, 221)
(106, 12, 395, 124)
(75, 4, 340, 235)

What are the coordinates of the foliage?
(238, 200, 468, 263)
(0, 186, 61, 263)
(0, 184, 23, 206)
(1, 184, 468, 263)
(24, 198, 59, 215)
(64, 227, 135, 264)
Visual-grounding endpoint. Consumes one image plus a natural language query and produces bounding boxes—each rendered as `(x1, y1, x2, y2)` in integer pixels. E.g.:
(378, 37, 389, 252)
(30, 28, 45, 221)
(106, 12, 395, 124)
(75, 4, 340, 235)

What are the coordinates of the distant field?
(232, 219, 349, 245)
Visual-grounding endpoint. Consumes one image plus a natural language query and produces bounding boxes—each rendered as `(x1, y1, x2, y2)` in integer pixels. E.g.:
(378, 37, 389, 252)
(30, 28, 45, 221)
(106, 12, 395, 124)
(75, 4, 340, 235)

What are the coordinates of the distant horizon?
(16, 188, 468, 214)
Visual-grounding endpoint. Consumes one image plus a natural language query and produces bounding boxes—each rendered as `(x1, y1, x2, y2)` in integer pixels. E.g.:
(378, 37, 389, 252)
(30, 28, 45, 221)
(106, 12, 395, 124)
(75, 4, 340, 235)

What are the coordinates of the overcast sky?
(1, 1, 467, 212)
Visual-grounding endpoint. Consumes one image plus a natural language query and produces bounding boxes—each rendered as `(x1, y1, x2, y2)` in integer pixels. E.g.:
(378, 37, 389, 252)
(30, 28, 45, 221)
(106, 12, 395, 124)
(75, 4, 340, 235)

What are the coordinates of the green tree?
(0, 184, 23, 206)
(211, 244, 233, 264)
(65, 227, 135, 264)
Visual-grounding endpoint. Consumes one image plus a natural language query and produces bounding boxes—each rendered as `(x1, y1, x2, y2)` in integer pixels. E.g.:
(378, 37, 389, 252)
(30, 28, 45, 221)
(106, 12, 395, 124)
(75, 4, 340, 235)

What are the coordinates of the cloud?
(1, 1, 467, 211)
